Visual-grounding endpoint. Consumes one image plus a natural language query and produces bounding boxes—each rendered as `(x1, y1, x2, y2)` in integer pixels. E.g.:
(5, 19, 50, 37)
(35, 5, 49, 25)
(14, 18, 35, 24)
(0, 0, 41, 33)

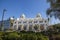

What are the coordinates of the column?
(21, 24, 24, 31)
(27, 24, 29, 31)
(39, 24, 41, 32)
(16, 21, 18, 30)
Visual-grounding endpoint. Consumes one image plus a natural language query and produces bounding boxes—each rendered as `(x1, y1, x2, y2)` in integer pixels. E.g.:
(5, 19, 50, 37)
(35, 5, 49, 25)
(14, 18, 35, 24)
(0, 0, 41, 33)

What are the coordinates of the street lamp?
(1, 9, 7, 31)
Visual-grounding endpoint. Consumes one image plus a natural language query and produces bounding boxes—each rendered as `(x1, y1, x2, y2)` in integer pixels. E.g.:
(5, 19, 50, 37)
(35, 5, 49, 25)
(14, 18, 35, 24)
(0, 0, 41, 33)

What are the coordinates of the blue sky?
(0, 0, 60, 24)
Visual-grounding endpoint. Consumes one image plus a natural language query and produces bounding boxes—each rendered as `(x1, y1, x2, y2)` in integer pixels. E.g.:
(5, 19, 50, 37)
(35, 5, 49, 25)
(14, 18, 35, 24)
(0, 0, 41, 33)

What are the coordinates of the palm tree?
(1, 9, 7, 31)
(47, 0, 60, 19)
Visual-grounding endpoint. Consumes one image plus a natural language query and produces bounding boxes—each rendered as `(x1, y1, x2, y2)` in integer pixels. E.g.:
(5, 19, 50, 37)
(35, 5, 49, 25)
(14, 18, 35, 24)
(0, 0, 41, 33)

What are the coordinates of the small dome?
(36, 13, 42, 18)
(10, 17, 14, 20)
(17, 18, 19, 20)
(20, 14, 25, 18)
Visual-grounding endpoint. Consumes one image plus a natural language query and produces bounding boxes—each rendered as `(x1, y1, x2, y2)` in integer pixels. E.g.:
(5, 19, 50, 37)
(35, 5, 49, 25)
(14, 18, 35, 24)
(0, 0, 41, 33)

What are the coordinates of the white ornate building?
(12, 13, 49, 32)
(0, 13, 49, 32)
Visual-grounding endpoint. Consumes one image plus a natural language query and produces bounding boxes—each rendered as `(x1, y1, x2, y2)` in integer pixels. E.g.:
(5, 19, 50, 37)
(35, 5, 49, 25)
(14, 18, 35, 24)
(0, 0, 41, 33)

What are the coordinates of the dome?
(17, 18, 19, 20)
(10, 17, 14, 20)
(36, 13, 42, 18)
(20, 14, 25, 18)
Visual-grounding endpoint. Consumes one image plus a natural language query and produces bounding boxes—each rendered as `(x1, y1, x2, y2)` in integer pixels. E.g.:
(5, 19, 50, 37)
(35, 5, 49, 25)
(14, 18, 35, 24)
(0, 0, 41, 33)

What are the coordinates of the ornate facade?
(12, 13, 49, 32)
(0, 13, 49, 32)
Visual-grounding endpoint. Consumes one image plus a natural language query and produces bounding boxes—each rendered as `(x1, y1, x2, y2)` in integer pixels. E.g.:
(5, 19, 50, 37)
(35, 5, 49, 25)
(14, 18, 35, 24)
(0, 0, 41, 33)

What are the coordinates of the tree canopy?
(47, 0, 60, 19)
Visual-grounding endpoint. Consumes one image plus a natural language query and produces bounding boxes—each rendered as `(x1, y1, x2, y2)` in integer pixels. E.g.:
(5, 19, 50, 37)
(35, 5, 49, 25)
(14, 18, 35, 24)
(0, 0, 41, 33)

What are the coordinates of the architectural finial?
(20, 13, 25, 18)
(36, 13, 42, 18)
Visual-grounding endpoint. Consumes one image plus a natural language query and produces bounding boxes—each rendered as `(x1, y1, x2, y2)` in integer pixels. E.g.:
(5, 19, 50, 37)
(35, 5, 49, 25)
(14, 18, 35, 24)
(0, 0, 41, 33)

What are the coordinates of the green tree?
(47, 0, 60, 19)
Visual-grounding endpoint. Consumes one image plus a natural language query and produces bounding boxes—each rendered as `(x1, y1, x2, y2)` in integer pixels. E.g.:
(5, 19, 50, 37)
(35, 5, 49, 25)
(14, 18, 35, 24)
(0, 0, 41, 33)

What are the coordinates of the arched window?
(40, 24, 44, 30)
(18, 25, 22, 30)
(23, 25, 27, 30)
(29, 25, 32, 31)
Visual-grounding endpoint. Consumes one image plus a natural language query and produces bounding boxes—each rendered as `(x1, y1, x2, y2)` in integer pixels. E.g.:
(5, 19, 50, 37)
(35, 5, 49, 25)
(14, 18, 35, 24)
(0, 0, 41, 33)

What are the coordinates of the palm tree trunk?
(1, 9, 6, 31)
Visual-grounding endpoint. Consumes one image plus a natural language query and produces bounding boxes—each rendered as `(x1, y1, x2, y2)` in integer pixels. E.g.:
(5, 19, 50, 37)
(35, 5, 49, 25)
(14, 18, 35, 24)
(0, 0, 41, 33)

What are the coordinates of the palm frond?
(46, 8, 52, 15)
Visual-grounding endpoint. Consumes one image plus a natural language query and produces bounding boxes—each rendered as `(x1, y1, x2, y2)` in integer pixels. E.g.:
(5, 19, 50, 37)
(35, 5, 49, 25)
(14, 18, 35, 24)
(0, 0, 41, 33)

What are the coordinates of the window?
(14, 25, 17, 30)
(23, 21, 27, 23)
(18, 22, 21, 24)
(18, 25, 22, 30)
(14, 22, 16, 24)
(45, 21, 47, 23)
(29, 21, 32, 23)
(29, 25, 32, 31)
(24, 25, 27, 30)
(39, 21, 43, 23)
(34, 21, 38, 23)
(40, 24, 44, 30)
(18, 27, 21, 30)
